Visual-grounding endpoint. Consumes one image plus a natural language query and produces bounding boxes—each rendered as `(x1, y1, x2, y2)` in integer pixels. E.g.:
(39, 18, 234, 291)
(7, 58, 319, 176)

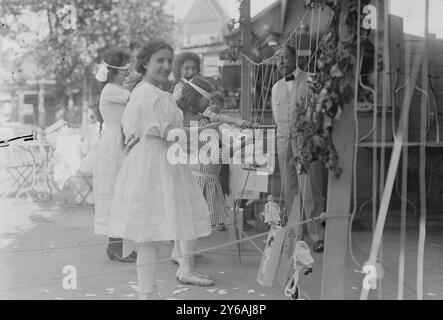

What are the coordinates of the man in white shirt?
(272, 43, 325, 254)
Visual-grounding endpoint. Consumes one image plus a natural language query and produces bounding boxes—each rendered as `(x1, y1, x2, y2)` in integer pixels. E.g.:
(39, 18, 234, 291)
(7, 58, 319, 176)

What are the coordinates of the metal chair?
(63, 172, 93, 206)
(0, 144, 35, 198)
(23, 141, 57, 200)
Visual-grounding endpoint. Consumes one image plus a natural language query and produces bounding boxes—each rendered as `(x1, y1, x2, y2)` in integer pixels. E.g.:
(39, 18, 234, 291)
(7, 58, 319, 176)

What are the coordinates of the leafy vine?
(290, 0, 370, 178)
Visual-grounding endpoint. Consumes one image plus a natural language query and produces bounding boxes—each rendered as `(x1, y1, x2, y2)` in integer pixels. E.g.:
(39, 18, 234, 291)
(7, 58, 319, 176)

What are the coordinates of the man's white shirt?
(286, 67, 301, 92)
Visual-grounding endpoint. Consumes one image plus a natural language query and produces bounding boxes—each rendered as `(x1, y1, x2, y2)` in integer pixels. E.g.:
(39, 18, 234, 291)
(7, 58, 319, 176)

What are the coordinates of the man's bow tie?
(285, 74, 295, 82)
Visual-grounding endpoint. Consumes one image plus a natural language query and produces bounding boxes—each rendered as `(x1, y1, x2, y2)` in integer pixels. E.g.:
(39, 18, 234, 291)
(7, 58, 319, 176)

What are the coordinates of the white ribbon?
(284, 240, 314, 300)
(95, 61, 131, 82)
(95, 63, 109, 82)
(182, 78, 212, 100)
(284, 268, 300, 299)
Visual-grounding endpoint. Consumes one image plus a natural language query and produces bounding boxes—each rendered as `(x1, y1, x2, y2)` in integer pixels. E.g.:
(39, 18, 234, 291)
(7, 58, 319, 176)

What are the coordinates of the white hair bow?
(95, 61, 131, 82)
(95, 62, 109, 82)
(182, 78, 212, 100)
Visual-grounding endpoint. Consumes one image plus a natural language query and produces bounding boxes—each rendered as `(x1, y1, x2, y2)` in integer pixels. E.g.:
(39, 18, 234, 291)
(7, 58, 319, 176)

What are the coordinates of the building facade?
(179, 0, 230, 78)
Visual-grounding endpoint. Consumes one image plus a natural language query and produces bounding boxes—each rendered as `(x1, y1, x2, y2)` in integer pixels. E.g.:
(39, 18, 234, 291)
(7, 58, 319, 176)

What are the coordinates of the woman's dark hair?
(177, 76, 214, 114)
(103, 48, 131, 83)
(135, 40, 174, 75)
(172, 52, 201, 83)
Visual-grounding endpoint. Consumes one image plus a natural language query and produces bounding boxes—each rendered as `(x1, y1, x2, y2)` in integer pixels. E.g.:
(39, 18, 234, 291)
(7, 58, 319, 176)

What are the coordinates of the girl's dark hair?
(92, 103, 104, 134)
(177, 76, 214, 114)
(135, 40, 174, 75)
(211, 91, 224, 104)
(103, 48, 131, 83)
(172, 52, 201, 83)
(95, 48, 131, 134)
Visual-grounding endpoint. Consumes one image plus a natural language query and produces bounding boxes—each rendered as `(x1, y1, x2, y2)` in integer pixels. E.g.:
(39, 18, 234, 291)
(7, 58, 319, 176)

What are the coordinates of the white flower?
(330, 65, 343, 78)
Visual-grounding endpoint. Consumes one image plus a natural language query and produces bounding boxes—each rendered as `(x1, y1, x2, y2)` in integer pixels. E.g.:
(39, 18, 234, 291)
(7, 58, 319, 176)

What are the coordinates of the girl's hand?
(124, 72, 143, 91)
(207, 104, 218, 113)
(236, 119, 252, 129)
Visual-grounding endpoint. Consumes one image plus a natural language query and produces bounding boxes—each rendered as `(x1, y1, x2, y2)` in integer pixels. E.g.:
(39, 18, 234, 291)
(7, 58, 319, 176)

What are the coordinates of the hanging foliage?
(290, 0, 370, 178)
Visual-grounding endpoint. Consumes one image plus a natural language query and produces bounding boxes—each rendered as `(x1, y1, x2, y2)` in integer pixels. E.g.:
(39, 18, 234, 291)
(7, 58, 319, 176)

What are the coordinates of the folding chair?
(0, 144, 36, 198)
(15, 140, 55, 198)
(63, 172, 93, 206)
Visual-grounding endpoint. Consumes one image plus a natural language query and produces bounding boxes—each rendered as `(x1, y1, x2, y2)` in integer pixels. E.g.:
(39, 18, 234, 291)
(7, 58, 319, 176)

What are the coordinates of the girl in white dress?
(93, 48, 136, 263)
(108, 41, 221, 299)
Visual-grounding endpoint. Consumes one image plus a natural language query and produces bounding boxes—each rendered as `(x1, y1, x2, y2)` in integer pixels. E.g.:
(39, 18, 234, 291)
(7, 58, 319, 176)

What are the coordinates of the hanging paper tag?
(257, 227, 286, 287)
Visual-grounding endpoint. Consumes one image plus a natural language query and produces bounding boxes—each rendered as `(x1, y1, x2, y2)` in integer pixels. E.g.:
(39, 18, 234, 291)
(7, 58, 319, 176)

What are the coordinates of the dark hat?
(288, 31, 316, 57)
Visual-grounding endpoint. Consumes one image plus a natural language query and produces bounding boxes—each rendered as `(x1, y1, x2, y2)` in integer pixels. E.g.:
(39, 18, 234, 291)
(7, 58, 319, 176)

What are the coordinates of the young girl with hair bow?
(93, 48, 137, 263)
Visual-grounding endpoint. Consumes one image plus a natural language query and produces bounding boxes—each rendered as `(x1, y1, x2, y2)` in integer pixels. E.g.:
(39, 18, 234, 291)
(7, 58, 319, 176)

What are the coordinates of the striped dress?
(189, 117, 229, 226)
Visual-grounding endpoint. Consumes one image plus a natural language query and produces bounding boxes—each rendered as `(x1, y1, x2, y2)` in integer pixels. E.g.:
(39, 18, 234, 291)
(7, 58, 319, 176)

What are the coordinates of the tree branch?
(46, 9, 53, 36)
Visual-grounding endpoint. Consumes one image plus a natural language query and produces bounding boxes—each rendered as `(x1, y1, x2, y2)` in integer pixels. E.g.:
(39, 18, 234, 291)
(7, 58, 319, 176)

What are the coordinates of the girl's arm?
(123, 72, 143, 92)
(177, 121, 223, 137)
(202, 108, 251, 129)
(163, 122, 251, 161)
(163, 122, 222, 147)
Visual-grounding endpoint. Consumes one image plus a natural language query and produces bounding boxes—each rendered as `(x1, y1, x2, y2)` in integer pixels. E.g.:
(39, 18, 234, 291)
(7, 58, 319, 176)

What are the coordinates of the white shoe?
(176, 271, 214, 287)
(192, 271, 211, 280)
(139, 285, 161, 300)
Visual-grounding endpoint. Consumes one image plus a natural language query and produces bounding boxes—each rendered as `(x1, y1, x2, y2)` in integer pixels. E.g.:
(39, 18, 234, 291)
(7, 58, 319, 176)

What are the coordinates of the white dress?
(79, 122, 101, 174)
(93, 83, 130, 235)
(52, 128, 83, 190)
(107, 82, 211, 243)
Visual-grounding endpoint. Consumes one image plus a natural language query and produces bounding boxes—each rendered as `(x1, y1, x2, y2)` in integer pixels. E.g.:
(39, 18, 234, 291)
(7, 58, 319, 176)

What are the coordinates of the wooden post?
(320, 0, 355, 300)
(240, 0, 252, 121)
(320, 100, 355, 300)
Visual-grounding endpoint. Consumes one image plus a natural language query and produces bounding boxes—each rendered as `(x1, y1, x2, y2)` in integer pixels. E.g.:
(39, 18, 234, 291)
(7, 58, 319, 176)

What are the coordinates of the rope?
(259, 62, 276, 124)
(0, 214, 327, 293)
(303, 8, 315, 112)
(314, 7, 321, 75)
(252, 64, 262, 123)
(0, 227, 225, 254)
(240, 229, 264, 254)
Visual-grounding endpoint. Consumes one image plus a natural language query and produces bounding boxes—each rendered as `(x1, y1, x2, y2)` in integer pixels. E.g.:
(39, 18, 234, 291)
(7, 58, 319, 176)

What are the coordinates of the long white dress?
(93, 83, 130, 235)
(107, 82, 211, 243)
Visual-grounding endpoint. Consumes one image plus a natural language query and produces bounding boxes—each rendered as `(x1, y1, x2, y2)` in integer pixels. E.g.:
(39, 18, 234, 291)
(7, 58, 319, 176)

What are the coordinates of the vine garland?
(290, 0, 370, 178)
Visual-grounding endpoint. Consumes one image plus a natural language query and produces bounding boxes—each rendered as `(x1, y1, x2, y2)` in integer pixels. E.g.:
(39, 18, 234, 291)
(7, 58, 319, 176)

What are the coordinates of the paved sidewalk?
(0, 199, 285, 300)
(0, 199, 442, 300)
